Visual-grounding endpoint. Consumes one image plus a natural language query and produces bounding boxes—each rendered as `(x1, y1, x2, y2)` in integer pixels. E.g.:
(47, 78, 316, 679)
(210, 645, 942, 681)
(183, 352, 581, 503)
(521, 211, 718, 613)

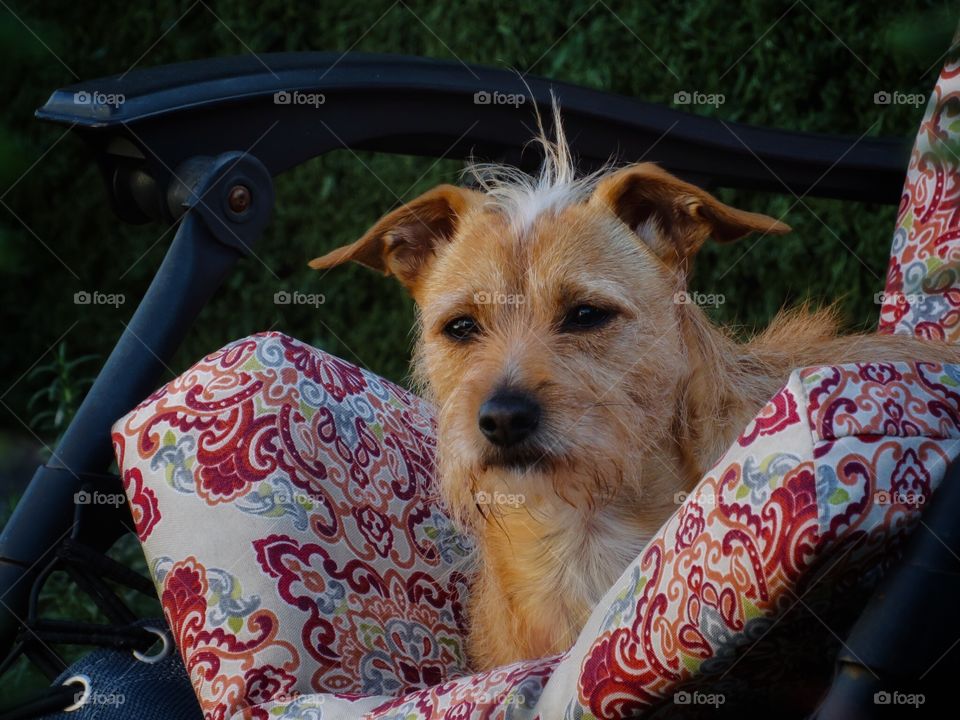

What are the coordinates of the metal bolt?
(227, 184, 252, 213)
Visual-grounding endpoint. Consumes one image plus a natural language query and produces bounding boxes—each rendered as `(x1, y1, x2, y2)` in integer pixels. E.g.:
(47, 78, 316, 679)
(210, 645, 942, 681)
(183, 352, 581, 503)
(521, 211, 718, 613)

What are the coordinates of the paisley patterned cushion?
(113, 332, 960, 719)
(879, 49, 960, 339)
(112, 333, 473, 719)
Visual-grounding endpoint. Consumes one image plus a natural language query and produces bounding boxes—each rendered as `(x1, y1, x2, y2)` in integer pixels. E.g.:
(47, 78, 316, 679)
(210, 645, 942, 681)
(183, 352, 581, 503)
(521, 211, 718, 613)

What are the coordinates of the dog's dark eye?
(562, 305, 613, 331)
(443, 316, 480, 341)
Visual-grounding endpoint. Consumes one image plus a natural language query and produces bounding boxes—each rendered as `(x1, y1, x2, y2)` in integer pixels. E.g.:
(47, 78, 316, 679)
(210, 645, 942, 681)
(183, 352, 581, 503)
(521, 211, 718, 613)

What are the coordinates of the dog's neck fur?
(676, 303, 792, 479)
(676, 302, 912, 478)
(471, 488, 658, 663)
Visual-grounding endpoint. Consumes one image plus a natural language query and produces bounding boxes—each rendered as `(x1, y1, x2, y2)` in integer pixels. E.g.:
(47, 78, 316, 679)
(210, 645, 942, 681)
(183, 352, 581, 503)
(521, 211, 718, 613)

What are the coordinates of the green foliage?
(26, 343, 97, 442)
(0, 0, 957, 431)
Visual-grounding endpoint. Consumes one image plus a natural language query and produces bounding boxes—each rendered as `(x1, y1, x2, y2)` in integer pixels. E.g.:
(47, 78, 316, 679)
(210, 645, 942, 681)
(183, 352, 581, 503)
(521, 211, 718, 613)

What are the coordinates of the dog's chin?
(479, 445, 560, 474)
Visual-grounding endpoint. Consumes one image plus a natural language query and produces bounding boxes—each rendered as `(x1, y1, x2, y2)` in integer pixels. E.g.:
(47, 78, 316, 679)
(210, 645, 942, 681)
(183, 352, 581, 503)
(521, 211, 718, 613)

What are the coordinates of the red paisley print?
(738, 388, 800, 445)
(121, 466, 161, 541)
(114, 325, 960, 718)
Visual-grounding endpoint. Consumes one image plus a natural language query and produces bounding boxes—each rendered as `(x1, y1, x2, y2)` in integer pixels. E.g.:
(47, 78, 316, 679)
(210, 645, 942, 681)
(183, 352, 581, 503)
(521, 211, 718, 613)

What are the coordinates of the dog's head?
(310, 131, 788, 528)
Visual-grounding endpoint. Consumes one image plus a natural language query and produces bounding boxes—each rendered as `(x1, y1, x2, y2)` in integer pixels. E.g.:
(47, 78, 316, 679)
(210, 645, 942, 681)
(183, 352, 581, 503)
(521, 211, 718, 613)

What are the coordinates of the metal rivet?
(227, 184, 252, 213)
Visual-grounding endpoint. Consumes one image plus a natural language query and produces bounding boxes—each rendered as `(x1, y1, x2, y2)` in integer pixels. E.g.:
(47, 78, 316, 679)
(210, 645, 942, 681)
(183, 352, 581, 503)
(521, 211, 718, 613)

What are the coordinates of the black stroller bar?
(36, 52, 908, 227)
(0, 151, 274, 663)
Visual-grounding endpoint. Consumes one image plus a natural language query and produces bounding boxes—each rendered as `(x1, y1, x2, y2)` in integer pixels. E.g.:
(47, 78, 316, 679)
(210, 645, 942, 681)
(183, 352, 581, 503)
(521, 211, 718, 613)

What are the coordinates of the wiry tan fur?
(309, 105, 960, 670)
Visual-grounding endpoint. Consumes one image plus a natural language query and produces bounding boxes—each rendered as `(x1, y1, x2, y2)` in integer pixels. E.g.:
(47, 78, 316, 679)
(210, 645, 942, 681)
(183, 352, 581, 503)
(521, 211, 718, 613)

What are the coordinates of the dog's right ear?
(309, 184, 478, 293)
(590, 163, 790, 273)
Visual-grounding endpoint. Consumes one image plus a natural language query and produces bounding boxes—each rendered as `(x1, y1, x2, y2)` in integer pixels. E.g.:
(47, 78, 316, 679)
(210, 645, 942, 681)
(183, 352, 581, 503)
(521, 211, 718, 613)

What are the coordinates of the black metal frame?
(0, 149, 274, 716)
(0, 51, 946, 717)
(812, 459, 960, 719)
(34, 52, 910, 220)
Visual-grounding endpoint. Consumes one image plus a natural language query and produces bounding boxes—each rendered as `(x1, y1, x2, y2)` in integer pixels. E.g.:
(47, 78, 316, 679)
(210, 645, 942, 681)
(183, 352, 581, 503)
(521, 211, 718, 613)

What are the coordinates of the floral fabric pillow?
(112, 332, 473, 719)
(114, 333, 960, 719)
(879, 51, 960, 339)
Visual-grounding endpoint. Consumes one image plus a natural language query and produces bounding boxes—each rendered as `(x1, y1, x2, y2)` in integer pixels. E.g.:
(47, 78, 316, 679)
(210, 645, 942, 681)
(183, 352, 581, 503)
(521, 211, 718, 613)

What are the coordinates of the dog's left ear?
(309, 184, 479, 293)
(590, 163, 790, 271)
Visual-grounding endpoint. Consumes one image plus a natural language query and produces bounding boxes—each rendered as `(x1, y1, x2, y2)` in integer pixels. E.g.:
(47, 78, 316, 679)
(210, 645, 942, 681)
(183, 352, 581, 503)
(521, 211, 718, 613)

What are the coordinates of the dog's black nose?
(478, 390, 541, 447)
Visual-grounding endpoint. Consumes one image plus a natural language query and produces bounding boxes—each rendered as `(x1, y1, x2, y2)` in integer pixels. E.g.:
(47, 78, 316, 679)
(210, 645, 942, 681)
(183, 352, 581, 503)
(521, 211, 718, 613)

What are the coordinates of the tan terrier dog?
(310, 110, 960, 670)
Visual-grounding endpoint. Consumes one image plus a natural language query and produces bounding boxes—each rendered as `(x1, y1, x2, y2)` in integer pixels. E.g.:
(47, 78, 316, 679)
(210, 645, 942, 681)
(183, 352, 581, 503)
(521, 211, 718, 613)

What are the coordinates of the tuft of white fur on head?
(463, 94, 612, 235)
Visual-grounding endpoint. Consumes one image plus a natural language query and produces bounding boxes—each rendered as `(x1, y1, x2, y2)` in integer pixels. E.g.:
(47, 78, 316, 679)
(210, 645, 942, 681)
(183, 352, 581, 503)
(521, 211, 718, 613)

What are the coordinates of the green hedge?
(1, 1, 956, 439)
